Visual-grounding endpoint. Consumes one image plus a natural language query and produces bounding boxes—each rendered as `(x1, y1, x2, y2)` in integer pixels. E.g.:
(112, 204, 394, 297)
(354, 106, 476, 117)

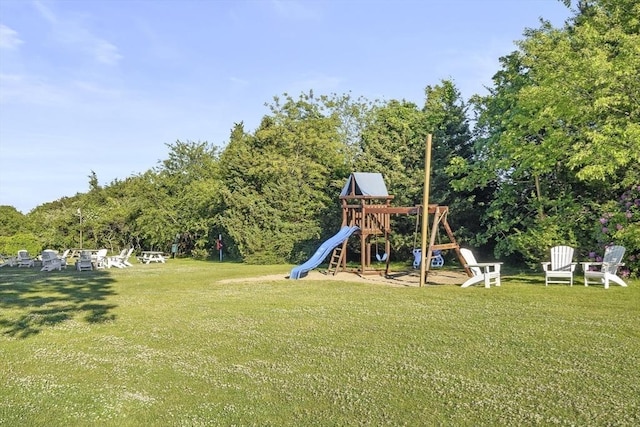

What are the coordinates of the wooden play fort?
(328, 173, 471, 277)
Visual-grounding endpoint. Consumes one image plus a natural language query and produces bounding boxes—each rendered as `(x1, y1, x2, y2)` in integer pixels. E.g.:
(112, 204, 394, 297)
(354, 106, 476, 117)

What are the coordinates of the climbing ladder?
(327, 240, 348, 275)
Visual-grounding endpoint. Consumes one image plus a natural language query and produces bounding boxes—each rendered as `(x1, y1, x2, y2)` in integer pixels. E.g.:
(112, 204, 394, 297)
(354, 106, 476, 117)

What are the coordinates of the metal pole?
(419, 134, 432, 287)
(78, 208, 83, 249)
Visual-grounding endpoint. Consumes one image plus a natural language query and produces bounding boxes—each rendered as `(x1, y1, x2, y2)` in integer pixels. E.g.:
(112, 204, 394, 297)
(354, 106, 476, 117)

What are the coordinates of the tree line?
(1, 0, 638, 276)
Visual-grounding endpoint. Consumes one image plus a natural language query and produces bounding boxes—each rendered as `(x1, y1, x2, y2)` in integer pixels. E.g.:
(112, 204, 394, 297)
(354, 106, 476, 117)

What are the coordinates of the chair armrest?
(602, 261, 624, 271)
(581, 261, 602, 272)
(541, 262, 551, 271)
(469, 262, 502, 273)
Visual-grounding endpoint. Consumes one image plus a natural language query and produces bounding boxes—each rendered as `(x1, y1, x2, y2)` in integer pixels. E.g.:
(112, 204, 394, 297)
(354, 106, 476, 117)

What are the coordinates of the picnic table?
(139, 251, 166, 264)
(69, 248, 99, 259)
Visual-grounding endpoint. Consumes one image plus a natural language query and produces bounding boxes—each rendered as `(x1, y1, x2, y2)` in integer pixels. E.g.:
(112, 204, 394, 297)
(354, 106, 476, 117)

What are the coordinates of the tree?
(451, 0, 640, 268)
(355, 80, 476, 259)
(131, 140, 222, 257)
(517, 0, 640, 188)
(0, 205, 40, 255)
(220, 93, 350, 264)
(421, 81, 481, 248)
(357, 99, 427, 208)
(0, 206, 25, 236)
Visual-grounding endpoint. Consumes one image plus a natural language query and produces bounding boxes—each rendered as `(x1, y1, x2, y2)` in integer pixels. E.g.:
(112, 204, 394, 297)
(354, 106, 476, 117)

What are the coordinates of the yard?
(1, 260, 638, 426)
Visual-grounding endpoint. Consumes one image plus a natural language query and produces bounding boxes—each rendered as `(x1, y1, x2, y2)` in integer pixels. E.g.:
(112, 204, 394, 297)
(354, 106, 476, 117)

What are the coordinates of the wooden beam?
(420, 134, 432, 287)
(365, 207, 420, 215)
(431, 243, 460, 250)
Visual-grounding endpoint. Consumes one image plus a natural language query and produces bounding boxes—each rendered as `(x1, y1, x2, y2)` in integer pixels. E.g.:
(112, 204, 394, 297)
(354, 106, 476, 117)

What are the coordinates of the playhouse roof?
(340, 172, 389, 197)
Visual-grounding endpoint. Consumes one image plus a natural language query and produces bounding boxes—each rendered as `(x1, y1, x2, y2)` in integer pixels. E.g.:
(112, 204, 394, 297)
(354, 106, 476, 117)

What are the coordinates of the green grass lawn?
(1, 260, 639, 426)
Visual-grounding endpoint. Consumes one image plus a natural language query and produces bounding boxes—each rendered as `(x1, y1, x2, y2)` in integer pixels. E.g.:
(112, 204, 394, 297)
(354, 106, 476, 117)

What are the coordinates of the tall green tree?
(356, 99, 427, 207)
(451, 0, 640, 267)
(134, 140, 221, 256)
(0, 205, 40, 255)
(0, 206, 25, 237)
(220, 93, 350, 264)
(355, 80, 476, 258)
(422, 81, 480, 248)
(355, 98, 429, 259)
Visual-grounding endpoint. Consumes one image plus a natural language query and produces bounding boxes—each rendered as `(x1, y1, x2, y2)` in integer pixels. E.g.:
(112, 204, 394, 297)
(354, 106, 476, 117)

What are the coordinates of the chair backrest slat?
(551, 245, 574, 271)
(460, 248, 482, 277)
(603, 245, 625, 274)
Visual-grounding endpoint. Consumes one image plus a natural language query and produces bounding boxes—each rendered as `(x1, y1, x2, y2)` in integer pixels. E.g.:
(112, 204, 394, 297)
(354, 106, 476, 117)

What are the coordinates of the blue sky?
(0, 0, 572, 214)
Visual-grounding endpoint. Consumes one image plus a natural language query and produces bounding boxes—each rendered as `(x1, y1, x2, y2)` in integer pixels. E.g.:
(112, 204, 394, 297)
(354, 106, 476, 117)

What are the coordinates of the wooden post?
(419, 134, 432, 287)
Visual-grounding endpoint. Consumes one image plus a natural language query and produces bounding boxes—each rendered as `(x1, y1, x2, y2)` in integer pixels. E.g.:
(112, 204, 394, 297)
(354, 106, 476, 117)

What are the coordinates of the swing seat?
(376, 252, 388, 262)
(413, 249, 445, 268)
(412, 249, 421, 269)
(373, 238, 388, 262)
(431, 250, 444, 268)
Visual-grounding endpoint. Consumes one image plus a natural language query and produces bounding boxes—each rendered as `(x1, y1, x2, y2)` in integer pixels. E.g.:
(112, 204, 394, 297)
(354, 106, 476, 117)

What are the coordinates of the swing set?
(410, 206, 459, 269)
(327, 172, 470, 278)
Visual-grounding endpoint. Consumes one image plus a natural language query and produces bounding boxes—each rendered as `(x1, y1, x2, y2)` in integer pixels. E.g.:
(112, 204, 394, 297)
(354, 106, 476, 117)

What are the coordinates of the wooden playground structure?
(326, 173, 471, 279)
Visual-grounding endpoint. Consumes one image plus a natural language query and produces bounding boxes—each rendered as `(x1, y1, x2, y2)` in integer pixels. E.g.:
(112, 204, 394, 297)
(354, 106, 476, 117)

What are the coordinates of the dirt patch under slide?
(218, 269, 469, 287)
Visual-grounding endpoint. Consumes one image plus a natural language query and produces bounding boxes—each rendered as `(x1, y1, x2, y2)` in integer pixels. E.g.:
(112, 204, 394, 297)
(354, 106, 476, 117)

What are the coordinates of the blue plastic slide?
(289, 225, 360, 279)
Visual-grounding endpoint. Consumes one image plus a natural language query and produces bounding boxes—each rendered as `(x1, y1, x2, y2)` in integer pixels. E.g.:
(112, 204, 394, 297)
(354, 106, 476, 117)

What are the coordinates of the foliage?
(28, 199, 84, 251)
(592, 185, 640, 277)
(150, 140, 223, 255)
(0, 232, 42, 256)
(1, 261, 639, 425)
(0, 205, 25, 236)
(517, 0, 640, 187)
(421, 81, 485, 250)
(220, 93, 354, 264)
(354, 98, 428, 258)
(0, 206, 41, 256)
(23, 141, 224, 257)
(450, 0, 639, 266)
(355, 80, 477, 260)
(1, 1, 636, 268)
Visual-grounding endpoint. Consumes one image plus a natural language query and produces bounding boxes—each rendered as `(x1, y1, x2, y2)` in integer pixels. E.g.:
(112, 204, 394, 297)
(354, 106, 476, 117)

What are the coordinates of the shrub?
(0, 233, 42, 256)
(593, 185, 640, 278)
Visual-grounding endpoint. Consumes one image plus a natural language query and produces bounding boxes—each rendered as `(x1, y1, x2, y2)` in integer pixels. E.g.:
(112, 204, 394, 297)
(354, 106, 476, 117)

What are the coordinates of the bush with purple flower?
(593, 185, 640, 278)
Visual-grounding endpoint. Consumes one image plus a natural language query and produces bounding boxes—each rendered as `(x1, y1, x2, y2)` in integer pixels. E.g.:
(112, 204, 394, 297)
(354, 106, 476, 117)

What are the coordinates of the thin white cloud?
(92, 39, 121, 65)
(0, 73, 69, 105)
(32, 0, 58, 25)
(134, 19, 181, 62)
(32, 0, 122, 65)
(0, 72, 121, 107)
(0, 24, 24, 50)
(229, 76, 250, 87)
(72, 80, 122, 98)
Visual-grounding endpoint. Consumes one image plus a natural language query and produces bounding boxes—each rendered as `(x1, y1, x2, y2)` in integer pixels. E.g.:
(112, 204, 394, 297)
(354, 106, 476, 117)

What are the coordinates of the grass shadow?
(0, 267, 117, 338)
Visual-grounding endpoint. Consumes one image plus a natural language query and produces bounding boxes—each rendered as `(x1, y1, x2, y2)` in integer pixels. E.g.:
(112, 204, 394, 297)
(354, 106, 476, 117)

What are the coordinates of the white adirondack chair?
(17, 250, 35, 268)
(1, 254, 17, 267)
(40, 250, 63, 272)
(541, 245, 577, 286)
(58, 249, 70, 269)
(76, 251, 93, 271)
(94, 249, 109, 269)
(122, 247, 135, 267)
(582, 245, 627, 289)
(108, 248, 130, 268)
(460, 248, 502, 288)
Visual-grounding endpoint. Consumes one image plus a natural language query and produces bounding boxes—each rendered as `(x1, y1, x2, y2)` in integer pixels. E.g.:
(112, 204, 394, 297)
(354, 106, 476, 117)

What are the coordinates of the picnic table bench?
(139, 251, 166, 264)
